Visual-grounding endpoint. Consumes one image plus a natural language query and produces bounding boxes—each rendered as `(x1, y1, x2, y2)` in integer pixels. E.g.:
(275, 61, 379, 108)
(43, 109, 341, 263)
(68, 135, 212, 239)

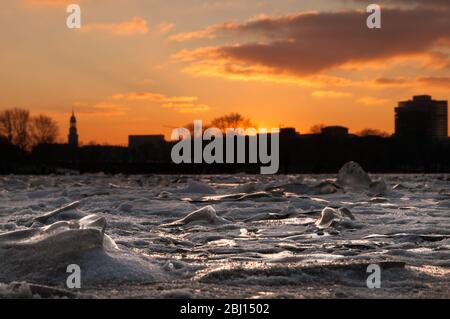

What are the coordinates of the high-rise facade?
(395, 95, 448, 140)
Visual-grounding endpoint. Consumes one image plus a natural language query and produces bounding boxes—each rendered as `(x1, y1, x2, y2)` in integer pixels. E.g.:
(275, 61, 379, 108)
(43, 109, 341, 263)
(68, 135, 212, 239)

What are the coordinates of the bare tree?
(0, 109, 14, 142)
(0, 108, 30, 150)
(30, 114, 59, 145)
(210, 113, 253, 131)
(0, 108, 61, 150)
(14, 109, 30, 150)
(357, 128, 390, 138)
(309, 123, 326, 134)
(0, 110, 12, 143)
(181, 122, 211, 136)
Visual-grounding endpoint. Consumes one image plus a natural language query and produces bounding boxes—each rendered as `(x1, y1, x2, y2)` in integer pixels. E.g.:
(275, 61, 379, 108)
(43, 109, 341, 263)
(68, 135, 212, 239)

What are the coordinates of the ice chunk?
(33, 201, 80, 224)
(338, 207, 356, 220)
(0, 213, 164, 286)
(337, 161, 386, 195)
(315, 207, 357, 229)
(315, 207, 338, 229)
(162, 206, 230, 227)
(337, 162, 372, 191)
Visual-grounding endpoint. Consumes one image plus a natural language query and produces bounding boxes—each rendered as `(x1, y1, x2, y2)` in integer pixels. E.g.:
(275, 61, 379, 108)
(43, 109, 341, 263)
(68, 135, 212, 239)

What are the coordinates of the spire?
(70, 109, 76, 124)
(68, 109, 79, 147)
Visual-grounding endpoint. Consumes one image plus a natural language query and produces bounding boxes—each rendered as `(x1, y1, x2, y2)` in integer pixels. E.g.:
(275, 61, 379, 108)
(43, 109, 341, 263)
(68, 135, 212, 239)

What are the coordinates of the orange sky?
(0, 0, 449, 145)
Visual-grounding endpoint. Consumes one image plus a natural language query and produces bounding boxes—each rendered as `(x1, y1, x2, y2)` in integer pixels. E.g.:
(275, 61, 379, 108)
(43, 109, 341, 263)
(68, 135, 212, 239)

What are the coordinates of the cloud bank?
(172, 7, 450, 86)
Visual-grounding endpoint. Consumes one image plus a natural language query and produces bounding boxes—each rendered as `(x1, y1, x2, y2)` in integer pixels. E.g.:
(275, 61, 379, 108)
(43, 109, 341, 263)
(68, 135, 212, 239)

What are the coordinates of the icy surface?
(0, 173, 448, 298)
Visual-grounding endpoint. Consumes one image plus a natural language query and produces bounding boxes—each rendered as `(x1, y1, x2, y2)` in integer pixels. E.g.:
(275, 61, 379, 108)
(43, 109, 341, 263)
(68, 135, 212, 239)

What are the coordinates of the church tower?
(68, 110, 79, 147)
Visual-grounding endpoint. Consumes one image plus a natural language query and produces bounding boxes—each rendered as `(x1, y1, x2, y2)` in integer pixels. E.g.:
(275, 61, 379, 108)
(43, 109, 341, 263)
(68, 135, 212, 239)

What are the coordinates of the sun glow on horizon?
(0, 0, 448, 145)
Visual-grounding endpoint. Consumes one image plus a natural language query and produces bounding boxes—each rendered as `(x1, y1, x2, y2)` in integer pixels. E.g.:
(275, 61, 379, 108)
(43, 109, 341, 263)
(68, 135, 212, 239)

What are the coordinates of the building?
(68, 111, 79, 147)
(395, 95, 448, 140)
(321, 126, 349, 137)
(280, 127, 299, 138)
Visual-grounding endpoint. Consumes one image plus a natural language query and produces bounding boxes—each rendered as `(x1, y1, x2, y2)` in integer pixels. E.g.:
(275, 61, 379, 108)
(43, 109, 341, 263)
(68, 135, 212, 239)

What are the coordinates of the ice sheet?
(0, 173, 448, 298)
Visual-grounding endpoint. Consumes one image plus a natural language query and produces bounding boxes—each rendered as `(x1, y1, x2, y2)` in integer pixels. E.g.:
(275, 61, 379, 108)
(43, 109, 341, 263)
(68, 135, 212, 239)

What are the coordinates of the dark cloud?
(374, 76, 450, 88)
(176, 7, 450, 78)
(418, 76, 450, 88)
(375, 77, 408, 85)
(351, 0, 450, 8)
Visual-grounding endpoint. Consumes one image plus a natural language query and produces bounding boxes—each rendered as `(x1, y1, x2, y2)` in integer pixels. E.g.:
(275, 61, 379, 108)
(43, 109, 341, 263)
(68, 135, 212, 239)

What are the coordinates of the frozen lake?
(0, 171, 449, 298)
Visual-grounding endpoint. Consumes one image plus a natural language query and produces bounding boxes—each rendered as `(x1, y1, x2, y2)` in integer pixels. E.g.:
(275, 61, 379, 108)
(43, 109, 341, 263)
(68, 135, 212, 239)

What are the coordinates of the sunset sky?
(0, 0, 449, 145)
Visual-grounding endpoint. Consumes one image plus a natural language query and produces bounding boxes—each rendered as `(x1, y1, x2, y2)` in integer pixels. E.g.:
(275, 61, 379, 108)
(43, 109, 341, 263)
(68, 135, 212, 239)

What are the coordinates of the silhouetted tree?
(210, 113, 253, 131)
(0, 109, 14, 142)
(0, 108, 30, 151)
(309, 124, 326, 134)
(357, 128, 390, 138)
(30, 114, 59, 145)
(182, 122, 211, 136)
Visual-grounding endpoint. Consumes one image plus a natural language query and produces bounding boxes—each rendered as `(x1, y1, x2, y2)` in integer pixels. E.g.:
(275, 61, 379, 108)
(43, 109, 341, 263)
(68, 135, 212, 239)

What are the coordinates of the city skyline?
(1, 0, 449, 144)
(65, 93, 448, 147)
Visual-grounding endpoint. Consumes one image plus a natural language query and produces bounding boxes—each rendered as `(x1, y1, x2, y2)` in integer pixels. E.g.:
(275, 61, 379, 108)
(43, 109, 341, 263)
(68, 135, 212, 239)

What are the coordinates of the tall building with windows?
(395, 95, 448, 140)
(68, 111, 79, 147)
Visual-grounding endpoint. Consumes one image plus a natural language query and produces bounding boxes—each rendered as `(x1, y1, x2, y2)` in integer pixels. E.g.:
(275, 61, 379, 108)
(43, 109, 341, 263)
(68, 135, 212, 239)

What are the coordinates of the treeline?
(0, 108, 59, 152)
